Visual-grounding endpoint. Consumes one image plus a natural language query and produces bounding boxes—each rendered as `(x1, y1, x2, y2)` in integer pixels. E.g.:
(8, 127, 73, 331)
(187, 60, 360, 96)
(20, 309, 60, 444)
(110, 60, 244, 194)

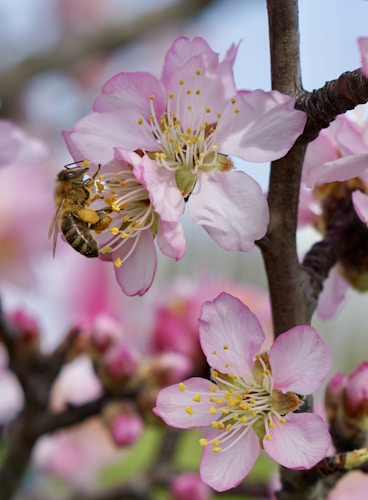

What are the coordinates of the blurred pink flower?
(50, 355, 103, 412)
(103, 403, 144, 447)
(33, 417, 122, 489)
(64, 36, 306, 255)
(0, 120, 48, 168)
(0, 366, 23, 424)
(0, 121, 52, 285)
(151, 276, 272, 373)
(326, 361, 368, 437)
(327, 470, 368, 499)
(171, 472, 212, 500)
(154, 292, 331, 492)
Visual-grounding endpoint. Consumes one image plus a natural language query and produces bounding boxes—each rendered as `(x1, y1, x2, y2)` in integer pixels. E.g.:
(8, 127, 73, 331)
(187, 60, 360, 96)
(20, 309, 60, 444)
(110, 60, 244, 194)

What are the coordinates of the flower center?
(178, 353, 301, 454)
(95, 169, 156, 268)
(137, 71, 238, 197)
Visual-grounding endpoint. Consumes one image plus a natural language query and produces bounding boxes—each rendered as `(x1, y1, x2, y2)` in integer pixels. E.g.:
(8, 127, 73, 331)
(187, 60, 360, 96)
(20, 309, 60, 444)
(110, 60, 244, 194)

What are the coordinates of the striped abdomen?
(60, 212, 99, 258)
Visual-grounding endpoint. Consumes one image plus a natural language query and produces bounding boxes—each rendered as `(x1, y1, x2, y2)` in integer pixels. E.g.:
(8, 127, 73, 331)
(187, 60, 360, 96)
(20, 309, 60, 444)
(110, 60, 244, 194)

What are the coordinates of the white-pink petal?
(199, 292, 265, 377)
(113, 229, 157, 296)
(153, 377, 217, 429)
(305, 154, 368, 188)
(352, 189, 368, 224)
(200, 428, 259, 492)
(188, 170, 269, 252)
(219, 90, 307, 163)
(161, 36, 218, 85)
(316, 266, 349, 320)
(264, 413, 330, 469)
(93, 71, 166, 118)
(156, 220, 186, 260)
(270, 326, 332, 394)
(63, 110, 158, 165)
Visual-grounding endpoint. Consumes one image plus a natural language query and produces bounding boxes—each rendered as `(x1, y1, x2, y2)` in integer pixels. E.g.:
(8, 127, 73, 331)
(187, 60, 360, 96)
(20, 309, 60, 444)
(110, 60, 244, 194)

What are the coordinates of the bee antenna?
(64, 160, 90, 169)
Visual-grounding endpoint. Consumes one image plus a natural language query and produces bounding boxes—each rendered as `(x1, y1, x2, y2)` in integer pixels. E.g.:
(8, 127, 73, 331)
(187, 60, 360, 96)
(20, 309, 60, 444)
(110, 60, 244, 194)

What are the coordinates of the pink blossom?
(326, 362, 368, 431)
(64, 36, 306, 254)
(102, 403, 144, 446)
(86, 148, 184, 296)
(33, 418, 122, 489)
(0, 122, 52, 286)
(154, 292, 331, 492)
(298, 114, 368, 317)
(152, 275, 272, 373)
(303, 113, 368, 188)
(171, 472, 212, 500)
(327, 470, 368, 499)
(0, 120, 48, 168)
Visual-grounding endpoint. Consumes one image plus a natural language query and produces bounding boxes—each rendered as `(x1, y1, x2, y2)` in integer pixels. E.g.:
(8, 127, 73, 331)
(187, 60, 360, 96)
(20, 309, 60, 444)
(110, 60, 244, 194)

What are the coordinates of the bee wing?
(48, 198, 64, 257)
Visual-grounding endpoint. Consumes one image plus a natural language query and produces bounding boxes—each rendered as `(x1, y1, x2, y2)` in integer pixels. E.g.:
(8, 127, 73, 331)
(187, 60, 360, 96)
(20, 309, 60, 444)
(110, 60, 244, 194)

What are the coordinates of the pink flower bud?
(171, 473, 211, 500)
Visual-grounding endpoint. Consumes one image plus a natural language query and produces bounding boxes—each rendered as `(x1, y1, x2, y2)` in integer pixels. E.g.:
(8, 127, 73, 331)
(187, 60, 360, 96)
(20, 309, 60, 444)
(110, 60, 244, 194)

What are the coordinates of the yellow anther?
(111, 201, 121, 212)
(226, 423, 232, 432)
(239, 416, 247, 423)
(137, 118, 144, 125)
(110, 227, 119, 235)
(211, 350, 217, 355)
(210, 385, 217, 393)
(178, 382, 186, 392)
(81, 160, 90, 166)
(196, 89, 200, 95)
(179, 80, 184, 85)
(212, 421, 219, 430)
(217, 422, 225, 429)
(114, 257, 122, 268)
(168, 93, 174, 99)
(205, 108, 211, 113)
(234, 108, 240, 114)
(185, 406, 193, 416)
(192, 394, 201, 403)
(212, 439, 221, 446)
(265, 435, 272, 441)
(279, 417, 286, 424)
(187, 106, 192, 111)
(212, 447, 222, 453)
(209, 406, 217, 415)
(269, 421, 276, 429)
(199, 438, 208, 447)
(186, 90, 191, 95)
(231, 98, 237, 104)
(223, 344, 229, 350)
(216, 113, 222, 119)
(196, 69, 201, 75)
(101, 246, 112, 254)
(150, 95, 155, 101)
(221, 408, 230, 415)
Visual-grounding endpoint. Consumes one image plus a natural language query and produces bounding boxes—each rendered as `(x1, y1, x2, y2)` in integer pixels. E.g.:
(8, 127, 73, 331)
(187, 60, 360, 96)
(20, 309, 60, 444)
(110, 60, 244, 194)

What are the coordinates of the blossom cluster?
(63, 36, 306, 295)
(154, 292, 332, 491)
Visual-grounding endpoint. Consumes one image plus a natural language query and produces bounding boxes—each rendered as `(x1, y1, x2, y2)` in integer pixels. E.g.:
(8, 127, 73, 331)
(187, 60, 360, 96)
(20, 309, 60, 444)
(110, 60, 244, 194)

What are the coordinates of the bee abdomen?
(60, 213, 99, 258)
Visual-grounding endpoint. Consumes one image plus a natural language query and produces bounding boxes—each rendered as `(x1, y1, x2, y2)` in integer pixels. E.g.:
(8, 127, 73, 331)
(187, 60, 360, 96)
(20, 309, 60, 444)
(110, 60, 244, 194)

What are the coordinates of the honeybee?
(49, 162, 112, 258)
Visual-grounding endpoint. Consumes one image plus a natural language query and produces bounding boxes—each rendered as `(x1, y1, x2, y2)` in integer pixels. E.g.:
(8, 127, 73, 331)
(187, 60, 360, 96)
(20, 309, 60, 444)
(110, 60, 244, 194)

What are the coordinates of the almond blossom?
(154, 292, 331, 492)
(63, 36, 306, 253)
(88, 147, 184, 296)
(300, 110, 368, 316)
